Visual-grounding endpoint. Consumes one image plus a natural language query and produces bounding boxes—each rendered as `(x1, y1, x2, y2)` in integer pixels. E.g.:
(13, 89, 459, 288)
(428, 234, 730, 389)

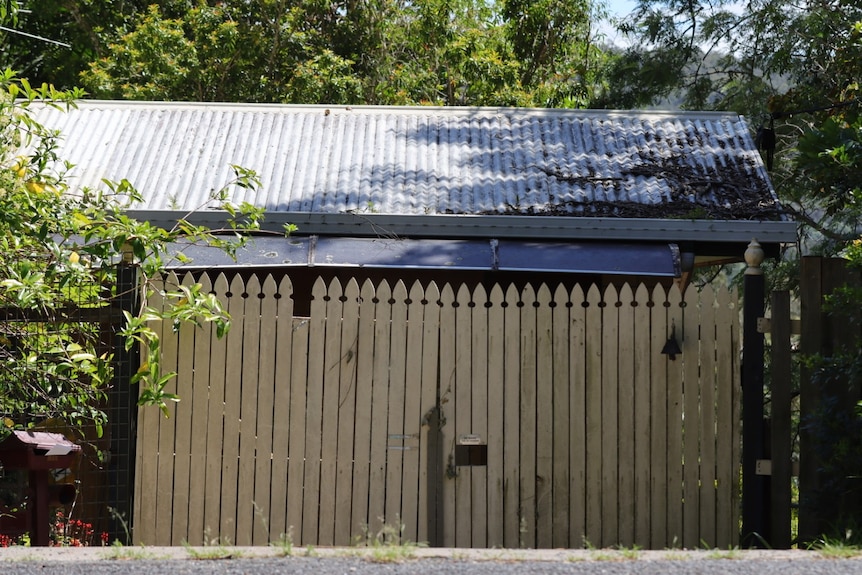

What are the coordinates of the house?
(34, 102, 796, 549)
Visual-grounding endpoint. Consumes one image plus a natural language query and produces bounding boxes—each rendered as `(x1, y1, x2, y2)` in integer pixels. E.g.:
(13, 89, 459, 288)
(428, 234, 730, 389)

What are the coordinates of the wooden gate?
(133, 273, 740, 549)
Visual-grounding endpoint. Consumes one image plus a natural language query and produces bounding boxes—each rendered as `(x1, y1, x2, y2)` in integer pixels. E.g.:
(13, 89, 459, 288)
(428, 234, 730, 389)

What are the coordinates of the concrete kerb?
(0, 546, 829, 563)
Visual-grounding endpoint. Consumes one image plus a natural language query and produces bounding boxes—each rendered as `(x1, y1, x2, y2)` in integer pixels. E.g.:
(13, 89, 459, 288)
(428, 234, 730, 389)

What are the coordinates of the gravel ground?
(1, 547, 862, 574)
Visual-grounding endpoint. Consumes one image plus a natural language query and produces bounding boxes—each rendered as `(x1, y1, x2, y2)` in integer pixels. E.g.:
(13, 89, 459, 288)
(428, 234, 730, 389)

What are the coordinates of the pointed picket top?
(376, 277, 393, 304)
(456, 283, 472, 308)
(602, 283, 619, 306)
(717, 281, 733, 312)
(570, 283, 586, 306)
(197, 271, 213, 295)
(619, 282, 634, 307)
(520, 282, 537, 308)
(489, 283, 506, 307)
(408, 280, 425, 301)
(245, 272, 262, 298)
(327, 276, 344, 299)
(227, 273, 245, 299)
(536, 283, 553, 307)
(213, 273, 230, 302)
(408, 281, 425, 310)
(634, 283, 650, 308)
(345, 277, 362, 303)
(393, 279, 409, 303)
(553, 283, 569, 308)
(360, 278, 377, 306)
(472, 283, 489, 308)
(311, 276, 328, 302)
(586, 283, 602, 308)
(277, 274, 294, 301)
(425, 281, 441, 307)
(504, 283, 520, 307)
(439, 283, 456, 307)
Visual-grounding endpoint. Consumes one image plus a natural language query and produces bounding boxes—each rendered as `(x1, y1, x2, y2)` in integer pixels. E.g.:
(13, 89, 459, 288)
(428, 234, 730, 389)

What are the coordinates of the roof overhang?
(170, 236, 683, 277)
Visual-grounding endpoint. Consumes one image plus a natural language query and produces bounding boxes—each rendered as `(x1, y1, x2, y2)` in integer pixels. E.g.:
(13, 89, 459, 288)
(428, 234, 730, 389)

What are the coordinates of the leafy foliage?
(0, 70, 264, 433)
(16, 0, 612, 107)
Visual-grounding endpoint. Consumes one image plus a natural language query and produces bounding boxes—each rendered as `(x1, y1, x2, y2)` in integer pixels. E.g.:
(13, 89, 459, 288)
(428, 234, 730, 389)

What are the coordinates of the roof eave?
(130, 210, 798, 244)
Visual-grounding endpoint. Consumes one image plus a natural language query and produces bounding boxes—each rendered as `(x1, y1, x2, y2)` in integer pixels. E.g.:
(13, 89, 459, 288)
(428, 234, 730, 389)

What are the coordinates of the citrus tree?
(0, 70, 265, 437)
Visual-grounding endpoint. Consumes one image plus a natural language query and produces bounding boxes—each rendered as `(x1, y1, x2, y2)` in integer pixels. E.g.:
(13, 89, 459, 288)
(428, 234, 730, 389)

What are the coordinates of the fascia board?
(129, 210, 798, 244)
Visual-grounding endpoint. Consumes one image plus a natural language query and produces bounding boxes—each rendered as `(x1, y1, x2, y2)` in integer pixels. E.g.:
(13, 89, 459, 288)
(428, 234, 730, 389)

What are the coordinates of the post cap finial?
(744, 239, 764, 275)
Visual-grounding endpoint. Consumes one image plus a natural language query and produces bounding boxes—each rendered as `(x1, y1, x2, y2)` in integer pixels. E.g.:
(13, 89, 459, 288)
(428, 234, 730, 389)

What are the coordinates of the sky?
(598, 0, 638, 46)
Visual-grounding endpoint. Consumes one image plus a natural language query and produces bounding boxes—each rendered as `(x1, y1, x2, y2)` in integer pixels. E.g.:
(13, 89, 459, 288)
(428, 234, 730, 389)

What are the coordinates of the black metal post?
(741, 240, 768, 547)
(108, 262, 140, 544)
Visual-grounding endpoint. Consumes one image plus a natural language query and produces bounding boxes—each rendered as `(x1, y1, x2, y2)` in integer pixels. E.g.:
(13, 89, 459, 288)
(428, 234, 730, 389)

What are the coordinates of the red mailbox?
(0, 431, 81, 546)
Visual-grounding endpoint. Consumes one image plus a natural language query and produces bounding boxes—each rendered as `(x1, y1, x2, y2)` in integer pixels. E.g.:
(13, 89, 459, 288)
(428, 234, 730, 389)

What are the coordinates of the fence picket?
(438, 283, 457, 547)
(301, 277, 328, 543)
(318, 278, 344, 546)
(601, 284, 620, 547)
(617, 283, 636, 548)
(648, 284, 669, 549)
(350, 280, 376, 536)
(519, 284, 538, 548)
(252, 275, 279, 545)
(715, 285, 739, 547)
(368, 280, 393, 537)
(535, 284, 554, 548)
(502, 284, 521, 548)
(551, 284, 570, 548)
(584, 284, 603, 547)
(699, 285, 718, 546)
(454, 283, 473, 548)
(402, 281, 427, 543)
(156, 273, 180, 546)
(286, 313, 309, 542)
(186, 273, 210, 545)
(682, 286, 702, 548)
(471, 285, 489, 548)
(633, 284, 652, 546)
(334, 279, 360, 545)
(269, 275, 295, 542)
(666, 286, 685, 547)
(203, 274, 229, 543)
(385, 282, 409, 535)
(486, 284, 506, 548)
(569, 284, 587, 547)
(419, 282, 442, 546)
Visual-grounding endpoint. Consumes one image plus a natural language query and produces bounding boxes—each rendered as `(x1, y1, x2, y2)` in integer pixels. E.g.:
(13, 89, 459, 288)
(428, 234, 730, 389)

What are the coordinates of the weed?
(616, 544, 642, 560)
(183, 542, 239, 560)
(271, 527, 295, 557)
(101, 543, 165, 561)
(705, 546, 741, 560)
(352, 518, 425, 563)
(810, 533, 862, 559)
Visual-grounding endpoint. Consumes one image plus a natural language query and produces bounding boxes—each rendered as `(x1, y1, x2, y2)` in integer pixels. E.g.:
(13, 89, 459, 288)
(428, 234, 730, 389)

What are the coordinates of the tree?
(0, 70, 265, 436)
(69, 0, 609, 107)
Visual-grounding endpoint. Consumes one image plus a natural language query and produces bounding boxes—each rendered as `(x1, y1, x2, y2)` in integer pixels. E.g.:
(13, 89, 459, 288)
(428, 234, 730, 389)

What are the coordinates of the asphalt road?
(2, 547, 862, 574)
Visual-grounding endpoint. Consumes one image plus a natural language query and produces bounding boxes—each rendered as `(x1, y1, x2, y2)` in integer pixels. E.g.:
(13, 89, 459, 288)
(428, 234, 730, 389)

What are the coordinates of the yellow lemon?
(26, 181, 45, 194)
(69, 251, 80, 264)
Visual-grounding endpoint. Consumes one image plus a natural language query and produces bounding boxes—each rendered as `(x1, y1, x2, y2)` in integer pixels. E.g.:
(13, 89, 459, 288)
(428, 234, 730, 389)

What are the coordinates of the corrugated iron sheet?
(32, 102, 782, 220)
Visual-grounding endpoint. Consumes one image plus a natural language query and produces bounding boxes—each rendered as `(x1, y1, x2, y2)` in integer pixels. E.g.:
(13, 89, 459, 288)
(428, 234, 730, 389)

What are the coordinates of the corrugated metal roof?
(32, 101, 784, 221)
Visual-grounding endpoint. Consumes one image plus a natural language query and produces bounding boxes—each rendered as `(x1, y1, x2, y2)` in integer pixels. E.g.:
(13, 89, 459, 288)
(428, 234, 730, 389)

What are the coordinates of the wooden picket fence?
(133, 272, 740, 549)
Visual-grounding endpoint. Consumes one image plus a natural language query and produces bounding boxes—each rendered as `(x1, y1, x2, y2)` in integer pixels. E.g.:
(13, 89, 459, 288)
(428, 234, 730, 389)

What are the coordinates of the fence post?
(109, 260, 141, 544)
(741, 239, 768, 547)
(770, 290, 792, 548)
